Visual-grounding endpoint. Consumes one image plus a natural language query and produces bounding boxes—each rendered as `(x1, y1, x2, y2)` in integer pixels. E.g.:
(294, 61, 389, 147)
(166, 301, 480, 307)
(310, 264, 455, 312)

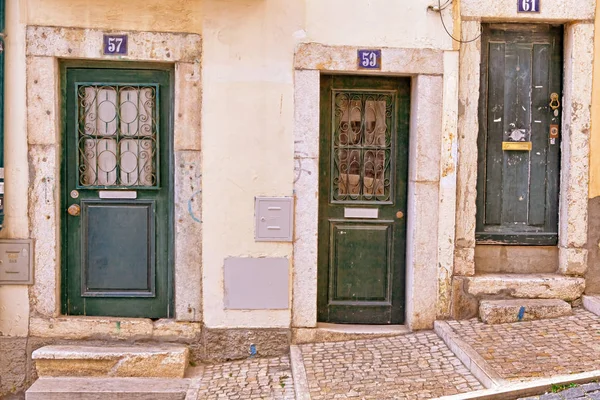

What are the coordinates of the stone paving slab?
(518, 382, 600, 399)
(188, 355, 294, 400)
(446, 308, 600, 381)
(299, 331, 484, 399)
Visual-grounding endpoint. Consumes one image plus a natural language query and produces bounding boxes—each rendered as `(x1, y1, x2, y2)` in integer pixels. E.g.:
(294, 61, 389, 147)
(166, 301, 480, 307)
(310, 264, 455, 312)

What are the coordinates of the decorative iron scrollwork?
(77, 84, 159, 188)
(332, 91, 394, 203)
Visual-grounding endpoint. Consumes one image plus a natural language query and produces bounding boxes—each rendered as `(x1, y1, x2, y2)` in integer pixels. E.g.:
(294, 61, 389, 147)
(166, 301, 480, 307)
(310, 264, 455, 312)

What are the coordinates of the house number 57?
(518, 0, 539, 12)
(103, 34, 128, 55)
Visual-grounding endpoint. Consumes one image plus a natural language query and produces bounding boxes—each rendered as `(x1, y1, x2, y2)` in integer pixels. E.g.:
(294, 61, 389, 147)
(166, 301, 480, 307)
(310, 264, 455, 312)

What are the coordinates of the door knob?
(396, 211, 404, 219)
(67, 204, 81, 216)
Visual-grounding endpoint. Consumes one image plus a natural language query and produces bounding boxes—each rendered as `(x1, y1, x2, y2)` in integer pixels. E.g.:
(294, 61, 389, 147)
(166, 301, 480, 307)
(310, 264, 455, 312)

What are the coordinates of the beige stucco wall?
(26, 0, 202, 34)
(305, 0, 453, 49)
(0, 0, 459, 336)
(591, 0, 600, 199)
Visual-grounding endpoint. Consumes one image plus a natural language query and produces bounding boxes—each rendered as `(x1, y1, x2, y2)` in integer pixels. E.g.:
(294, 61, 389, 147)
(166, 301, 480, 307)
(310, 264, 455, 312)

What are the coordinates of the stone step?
(583, 294, 600, 316)
(459, 273, 585, 301)
(25, 377, 190, 400)
(32, 344, 189, 378)
(479, 299, 572, 324)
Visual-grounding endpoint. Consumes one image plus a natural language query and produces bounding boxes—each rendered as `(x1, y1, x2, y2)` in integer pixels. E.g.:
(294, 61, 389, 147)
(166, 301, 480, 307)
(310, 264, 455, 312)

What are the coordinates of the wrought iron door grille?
(331, 90, 395, 203)
(76, 84, 159, 188)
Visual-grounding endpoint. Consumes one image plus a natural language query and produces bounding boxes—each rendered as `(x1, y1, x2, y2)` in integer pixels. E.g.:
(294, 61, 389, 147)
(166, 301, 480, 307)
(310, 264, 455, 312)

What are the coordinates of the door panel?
(476, 25, 562, 245)
(318, 75, 410, 325)
(62, 67, 172, 318)
(82, 201, 155, 297)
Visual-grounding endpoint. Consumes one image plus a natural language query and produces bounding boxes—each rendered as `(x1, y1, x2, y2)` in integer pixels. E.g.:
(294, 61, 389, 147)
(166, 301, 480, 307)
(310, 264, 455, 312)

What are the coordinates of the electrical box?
(0, 239, 34, 284)
(255, 197, 293, 242)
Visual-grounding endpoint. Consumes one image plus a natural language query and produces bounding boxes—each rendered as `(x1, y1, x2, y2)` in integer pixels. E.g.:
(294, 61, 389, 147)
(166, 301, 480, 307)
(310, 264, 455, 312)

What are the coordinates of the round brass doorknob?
(396, 211, 404, 219)
(67, 204, 81, 216)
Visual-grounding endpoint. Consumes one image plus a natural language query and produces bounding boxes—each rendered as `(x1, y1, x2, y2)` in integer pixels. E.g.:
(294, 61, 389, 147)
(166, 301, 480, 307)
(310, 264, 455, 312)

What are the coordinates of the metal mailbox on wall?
(0, 239, 34, 284)
(254, 197, 294, 242)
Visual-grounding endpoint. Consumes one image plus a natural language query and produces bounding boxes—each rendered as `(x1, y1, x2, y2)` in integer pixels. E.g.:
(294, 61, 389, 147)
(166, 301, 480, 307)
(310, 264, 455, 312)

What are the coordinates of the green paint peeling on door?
(476, 24, 563, 245)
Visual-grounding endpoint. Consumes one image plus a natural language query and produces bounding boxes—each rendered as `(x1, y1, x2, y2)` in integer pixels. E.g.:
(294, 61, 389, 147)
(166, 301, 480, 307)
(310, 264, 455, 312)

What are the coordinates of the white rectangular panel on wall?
(224, 257, 289, 310)
(255, 197, 294, 241)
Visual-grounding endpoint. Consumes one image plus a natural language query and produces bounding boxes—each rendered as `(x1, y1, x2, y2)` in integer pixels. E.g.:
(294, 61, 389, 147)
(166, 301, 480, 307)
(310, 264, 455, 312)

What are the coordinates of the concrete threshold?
(433, 370, 600, 400)
(292, 323, 409, 344)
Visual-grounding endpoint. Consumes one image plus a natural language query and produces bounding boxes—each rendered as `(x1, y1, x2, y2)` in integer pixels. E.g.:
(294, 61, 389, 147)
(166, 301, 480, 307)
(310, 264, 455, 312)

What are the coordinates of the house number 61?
(518, 0, 539, 12)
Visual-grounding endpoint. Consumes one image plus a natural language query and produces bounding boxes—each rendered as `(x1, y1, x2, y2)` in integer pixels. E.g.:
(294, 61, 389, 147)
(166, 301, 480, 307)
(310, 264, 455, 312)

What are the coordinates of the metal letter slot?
(502, 141, 532, 151)
(99, 190, 137, 199)
(344, 208, 379, 219)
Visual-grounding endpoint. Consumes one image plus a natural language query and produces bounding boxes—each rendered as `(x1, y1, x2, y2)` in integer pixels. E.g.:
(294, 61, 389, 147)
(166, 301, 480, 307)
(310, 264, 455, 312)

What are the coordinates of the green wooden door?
(476, 25, 563, 245)
(318, 75, 410, 324)
(62, 66, 173, 318)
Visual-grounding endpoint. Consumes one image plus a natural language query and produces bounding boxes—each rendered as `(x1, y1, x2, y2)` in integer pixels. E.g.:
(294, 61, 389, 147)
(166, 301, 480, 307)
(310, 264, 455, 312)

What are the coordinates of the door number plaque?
(518, 0, 540, 12)
(357, 49, 382, 70)
(103, 34, 128, 55)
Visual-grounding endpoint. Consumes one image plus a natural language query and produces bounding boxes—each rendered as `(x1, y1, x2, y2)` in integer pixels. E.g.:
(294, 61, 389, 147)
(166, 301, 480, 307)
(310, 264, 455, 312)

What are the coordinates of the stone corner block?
(558, 247, 588, 276)
(453, 247, 475, 276)
(27, 56, 58, 146)
(174, 63, 202, 151)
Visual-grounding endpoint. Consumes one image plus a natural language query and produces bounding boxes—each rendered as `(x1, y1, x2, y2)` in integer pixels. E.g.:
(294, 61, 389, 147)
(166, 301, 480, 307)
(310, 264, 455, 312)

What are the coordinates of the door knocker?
(549, 93, 560, 111)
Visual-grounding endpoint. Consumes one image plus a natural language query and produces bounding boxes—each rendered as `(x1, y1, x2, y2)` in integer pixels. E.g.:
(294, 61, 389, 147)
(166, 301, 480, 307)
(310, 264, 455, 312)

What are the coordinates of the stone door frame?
(454, 1, 595, 277)
(26, 26, 203, 337)
(292, 43, 460, 329)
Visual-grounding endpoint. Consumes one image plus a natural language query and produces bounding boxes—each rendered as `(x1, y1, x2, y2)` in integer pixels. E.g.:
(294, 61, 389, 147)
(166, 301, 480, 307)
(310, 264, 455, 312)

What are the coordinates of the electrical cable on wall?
(429, 0, 482, 44)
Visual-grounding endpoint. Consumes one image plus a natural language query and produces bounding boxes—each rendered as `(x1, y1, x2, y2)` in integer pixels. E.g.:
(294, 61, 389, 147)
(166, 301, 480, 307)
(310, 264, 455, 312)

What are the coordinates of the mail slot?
(502, 141, 532, 151)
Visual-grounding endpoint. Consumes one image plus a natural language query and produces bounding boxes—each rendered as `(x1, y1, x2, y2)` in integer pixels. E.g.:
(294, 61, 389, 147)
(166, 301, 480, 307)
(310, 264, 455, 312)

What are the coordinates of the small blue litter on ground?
(518, 306, 526, 321)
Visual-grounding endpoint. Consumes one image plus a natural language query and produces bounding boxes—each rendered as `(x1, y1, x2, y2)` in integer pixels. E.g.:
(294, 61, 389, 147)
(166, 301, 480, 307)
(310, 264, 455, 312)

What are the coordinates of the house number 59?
(357, 49, 382, 70)
(518, 0, 539, 12)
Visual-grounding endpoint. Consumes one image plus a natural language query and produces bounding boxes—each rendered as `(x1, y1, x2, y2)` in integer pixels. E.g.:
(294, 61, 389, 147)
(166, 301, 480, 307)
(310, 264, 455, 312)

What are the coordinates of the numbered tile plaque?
(518, 0, 540, 12)
(103, 34, 128, 55)
(357, 49, 382, 70)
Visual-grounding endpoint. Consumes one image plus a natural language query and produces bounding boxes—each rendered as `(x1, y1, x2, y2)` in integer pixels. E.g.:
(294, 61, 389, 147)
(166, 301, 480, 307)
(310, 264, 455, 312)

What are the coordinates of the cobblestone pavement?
(518, 382, 600, 399)
(447, 308, 600, 381)
(299, 331, 484, 399)
(189, 355, 295, 399)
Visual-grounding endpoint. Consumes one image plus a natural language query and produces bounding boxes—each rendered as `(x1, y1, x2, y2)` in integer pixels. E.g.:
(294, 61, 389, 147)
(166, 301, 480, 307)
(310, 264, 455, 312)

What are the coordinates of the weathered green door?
(318, 76, 410, 324)
(62, 66, 173, 318)
(477, 25, 563, 245)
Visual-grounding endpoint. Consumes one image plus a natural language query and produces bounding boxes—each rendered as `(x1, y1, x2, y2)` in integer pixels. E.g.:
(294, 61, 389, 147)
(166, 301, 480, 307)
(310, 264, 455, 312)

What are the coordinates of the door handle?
(396, 211, 404, 219)
(67, 204, 81, 217)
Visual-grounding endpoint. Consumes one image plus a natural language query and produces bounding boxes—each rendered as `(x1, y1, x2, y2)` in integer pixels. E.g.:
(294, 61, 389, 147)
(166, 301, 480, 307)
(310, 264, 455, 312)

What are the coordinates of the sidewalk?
(183, 305, 600, 400)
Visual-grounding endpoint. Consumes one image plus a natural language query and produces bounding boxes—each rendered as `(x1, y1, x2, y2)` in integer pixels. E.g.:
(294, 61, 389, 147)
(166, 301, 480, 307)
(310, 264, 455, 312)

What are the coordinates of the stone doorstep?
(25, 377, 190, 400)
(461, 274, 586, 301)
(292, 323, 410, 344)
(479, 299, 572, 324)
(32, 344, 189, 378)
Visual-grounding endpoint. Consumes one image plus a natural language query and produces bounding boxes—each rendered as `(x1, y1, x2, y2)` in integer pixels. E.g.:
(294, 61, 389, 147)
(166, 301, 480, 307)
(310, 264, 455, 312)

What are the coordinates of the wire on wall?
(430, 0, 482, 44)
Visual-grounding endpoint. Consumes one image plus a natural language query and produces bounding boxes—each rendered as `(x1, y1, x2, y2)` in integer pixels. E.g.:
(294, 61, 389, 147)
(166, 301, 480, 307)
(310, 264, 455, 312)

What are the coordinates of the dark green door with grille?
(476, 25, 562, 245)
(318, 75, 410, 324)
(62, 66, 173, 318)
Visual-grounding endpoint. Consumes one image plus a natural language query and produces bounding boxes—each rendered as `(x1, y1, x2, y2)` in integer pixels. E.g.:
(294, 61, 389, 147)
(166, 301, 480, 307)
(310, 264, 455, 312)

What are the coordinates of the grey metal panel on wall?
(224, 257, 289, 309)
